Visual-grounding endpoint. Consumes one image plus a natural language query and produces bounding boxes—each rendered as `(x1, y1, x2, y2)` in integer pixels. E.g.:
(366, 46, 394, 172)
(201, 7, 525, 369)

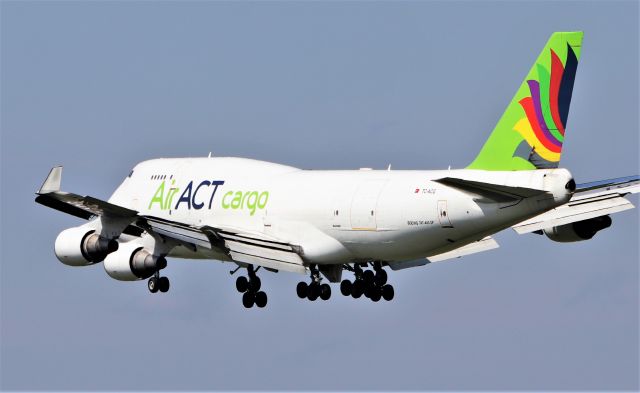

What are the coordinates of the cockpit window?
(128, 170, 134, 178)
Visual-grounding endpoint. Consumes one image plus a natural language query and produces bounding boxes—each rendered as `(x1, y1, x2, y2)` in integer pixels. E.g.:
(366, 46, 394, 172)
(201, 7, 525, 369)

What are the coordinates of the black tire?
(308, 283, 320, 301)
(363, 270, 374, 284)
(382, 284, 394, 301)
(249, 276, 261, 292)
(255, 291, 268, 308)
(370, 287, 382, 302)
(236, 276, 249, 293)
(374, 269, 388, 286)
(148, 277, 158, 293)
(351, 281, 364, 299)
(320, 284, 331, 300)
(364, 285, 375, 299)
(340, 280, 352, 296)
(352, 280, 365, 298)
(296, 282, 308, 298)
(158, 276, 170, 293)
(242, 291, 255, 308)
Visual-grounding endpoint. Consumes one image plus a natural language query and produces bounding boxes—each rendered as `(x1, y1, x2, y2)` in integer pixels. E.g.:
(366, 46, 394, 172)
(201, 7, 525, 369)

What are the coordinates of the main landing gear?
(148, 272, 170, 294)
(235, 265, 268, 308)
(296, 264, 331, 302)
(340, 262, 394, 302)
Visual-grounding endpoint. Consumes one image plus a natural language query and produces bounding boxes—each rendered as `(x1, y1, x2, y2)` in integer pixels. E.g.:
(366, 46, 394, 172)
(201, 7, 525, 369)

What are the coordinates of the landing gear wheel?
(370, 287, 382, 302)
(255, 291, 268, 308)
(158, 276, 170, 293)
(242, 291, 255, 308)
(236, 276, 248, 292)
(148, 277, 159, 293)
(382, 284, 394, 301)
(374, 269, 387, 286)
(364, 285, 377, 299)
(351, 281, 364, 299)
(296, 282, 308, 298)
(307, 283, 320, 301)
(320, 284, 331, 301)
(248, 276, 261, 292)
(363, 270, 375, 285)
(340, 280, 352, 296)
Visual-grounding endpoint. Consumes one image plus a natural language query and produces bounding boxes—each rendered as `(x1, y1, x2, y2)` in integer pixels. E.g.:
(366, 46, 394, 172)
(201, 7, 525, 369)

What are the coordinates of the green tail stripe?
(536, 64, 564, 142)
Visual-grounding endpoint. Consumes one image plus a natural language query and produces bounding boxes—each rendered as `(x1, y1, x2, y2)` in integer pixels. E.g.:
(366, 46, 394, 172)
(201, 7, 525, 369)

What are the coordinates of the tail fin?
(467, 31, 583, 171)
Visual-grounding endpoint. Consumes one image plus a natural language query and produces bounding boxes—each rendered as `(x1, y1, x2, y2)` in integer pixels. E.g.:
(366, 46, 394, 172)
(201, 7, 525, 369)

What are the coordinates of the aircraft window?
(371, 210, 374, 216)
(128, 170, 134, 178)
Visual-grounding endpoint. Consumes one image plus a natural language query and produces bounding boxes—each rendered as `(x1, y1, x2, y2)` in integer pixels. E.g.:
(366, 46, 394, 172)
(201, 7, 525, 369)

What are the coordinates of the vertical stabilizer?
(467, 32, 583, 171)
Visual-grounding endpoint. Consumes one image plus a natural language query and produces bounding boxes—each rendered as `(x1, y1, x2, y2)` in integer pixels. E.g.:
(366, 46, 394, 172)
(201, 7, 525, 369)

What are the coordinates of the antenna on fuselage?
(387, 164, 391, 171)
(208, 152, 212, 158)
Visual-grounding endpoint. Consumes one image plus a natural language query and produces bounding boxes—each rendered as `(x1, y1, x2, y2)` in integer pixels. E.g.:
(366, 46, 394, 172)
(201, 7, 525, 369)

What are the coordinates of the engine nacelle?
(544, 215, 612, 243)
(55, 227, 119, 266)
(103, 241, 167, 281)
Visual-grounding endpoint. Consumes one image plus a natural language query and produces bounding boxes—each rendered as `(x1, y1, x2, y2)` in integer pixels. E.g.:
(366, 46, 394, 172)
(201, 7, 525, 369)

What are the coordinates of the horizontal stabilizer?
(513, 175, 638, 234)
(434, 177, 547, 202)
(575, 175, 639, 194)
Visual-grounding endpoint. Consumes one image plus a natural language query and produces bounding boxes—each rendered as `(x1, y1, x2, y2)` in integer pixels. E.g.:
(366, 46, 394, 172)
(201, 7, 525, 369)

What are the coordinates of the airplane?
(36, 31, 639, 308)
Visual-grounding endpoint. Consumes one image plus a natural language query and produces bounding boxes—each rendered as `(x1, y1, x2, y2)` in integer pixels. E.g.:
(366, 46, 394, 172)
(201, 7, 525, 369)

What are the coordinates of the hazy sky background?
(1, 1, 638, 391)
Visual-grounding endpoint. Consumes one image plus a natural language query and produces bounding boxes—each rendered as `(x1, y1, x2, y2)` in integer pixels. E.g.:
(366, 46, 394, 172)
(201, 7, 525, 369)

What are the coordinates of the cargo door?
(350, 180, 387, 230)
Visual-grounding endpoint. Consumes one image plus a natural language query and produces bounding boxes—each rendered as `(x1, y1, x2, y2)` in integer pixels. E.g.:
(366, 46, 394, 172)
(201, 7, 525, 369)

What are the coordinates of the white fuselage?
(108, 157, 573, 265)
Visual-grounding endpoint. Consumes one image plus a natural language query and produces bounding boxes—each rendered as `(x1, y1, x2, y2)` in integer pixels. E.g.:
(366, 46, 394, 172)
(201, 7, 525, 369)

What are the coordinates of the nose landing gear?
(235, 265, 267, 308)
(340, 262, 394, 301)
(296, 265, 331, 302)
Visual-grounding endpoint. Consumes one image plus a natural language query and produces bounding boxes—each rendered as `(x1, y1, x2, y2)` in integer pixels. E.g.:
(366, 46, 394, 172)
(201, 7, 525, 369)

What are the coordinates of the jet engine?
(544, 215, 612, 243)
(55, 227, 119, 266)
(103, 241, 167, 281)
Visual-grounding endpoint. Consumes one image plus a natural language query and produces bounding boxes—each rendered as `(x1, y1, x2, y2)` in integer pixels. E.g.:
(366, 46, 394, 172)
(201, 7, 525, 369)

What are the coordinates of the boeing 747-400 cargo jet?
(37, 32, 638, 308)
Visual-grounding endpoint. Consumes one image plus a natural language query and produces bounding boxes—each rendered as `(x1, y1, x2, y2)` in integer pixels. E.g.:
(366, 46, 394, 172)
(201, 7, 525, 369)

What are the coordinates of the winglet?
(38, 166, 62, 194)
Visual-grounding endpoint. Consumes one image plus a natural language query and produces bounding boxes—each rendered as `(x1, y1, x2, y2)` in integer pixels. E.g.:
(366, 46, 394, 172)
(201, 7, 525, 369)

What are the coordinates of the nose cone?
(544, 168, 574, 204)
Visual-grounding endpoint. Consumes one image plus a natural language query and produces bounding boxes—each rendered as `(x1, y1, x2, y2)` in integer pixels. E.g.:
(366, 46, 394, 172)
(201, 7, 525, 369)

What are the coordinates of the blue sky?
(1, 1, 638, 390)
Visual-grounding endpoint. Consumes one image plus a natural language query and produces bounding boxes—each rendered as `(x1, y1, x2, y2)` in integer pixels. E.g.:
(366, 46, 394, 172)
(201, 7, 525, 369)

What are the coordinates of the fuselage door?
(350, 180, 387, 230)
(437, 200, 453, 228)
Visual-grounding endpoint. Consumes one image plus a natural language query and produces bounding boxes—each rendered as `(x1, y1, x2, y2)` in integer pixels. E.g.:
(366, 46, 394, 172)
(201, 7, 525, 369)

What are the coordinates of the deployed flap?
(434, 177, 547, 202)
(513, 176, 639, 234)
(214, 229, 307, 274)
(427, 236, 499, 262)
(388, 259, 429, 271)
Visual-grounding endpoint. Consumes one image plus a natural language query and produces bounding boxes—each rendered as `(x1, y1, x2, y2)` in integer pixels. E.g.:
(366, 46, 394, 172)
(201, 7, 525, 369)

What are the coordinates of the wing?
(512, 175, 639, 234)
(35, 167, 307, 274)
(388, 236, 499, 270)
(427, 236, 500, 262)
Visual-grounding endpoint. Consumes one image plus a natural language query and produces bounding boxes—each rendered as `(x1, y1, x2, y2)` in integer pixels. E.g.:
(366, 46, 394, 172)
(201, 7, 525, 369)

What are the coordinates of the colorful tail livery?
(468, 31, 583, 171)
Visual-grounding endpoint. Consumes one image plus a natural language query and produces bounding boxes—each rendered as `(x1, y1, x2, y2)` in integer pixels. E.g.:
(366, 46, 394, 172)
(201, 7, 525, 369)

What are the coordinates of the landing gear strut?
(148, 272, 170, 294)
(235, 265, 267, 308)
(340, 262, 394, 301)
(296, 264, 331, 302)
